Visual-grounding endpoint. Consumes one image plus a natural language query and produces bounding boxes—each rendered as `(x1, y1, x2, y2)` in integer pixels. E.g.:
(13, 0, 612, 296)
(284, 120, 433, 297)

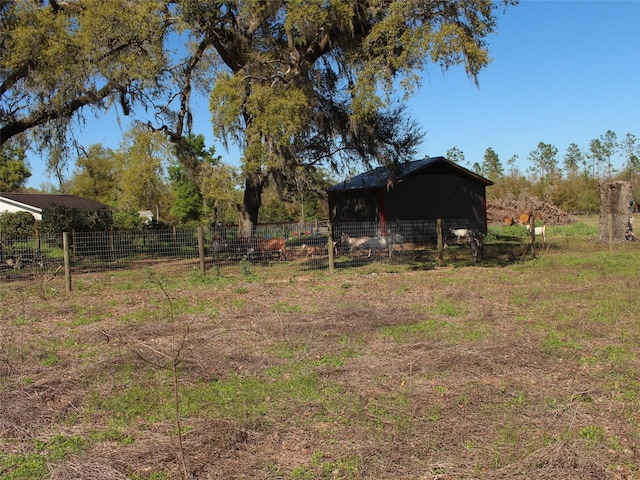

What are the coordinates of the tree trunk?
(238, 171, 264, 238)
(599, 181, 633, 243)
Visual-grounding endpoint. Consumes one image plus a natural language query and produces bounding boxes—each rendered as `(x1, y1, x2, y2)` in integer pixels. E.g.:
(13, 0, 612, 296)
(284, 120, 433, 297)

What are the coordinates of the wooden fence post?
(437, 219, 444, 267)
(197, 226, 206, 275)
(63, 231, 72, 292)
(529, 214, 536, 259)
(327, 223, 334, 274)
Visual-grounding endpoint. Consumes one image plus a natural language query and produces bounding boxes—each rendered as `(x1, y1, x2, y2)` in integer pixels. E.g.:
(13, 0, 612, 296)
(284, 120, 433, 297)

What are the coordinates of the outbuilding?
(328, 156, 493, 237)
(0, 192, 111, 221)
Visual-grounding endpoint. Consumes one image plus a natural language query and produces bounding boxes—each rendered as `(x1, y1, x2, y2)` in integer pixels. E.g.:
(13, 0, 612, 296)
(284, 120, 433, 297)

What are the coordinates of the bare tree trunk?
(599, 181, 632, 243)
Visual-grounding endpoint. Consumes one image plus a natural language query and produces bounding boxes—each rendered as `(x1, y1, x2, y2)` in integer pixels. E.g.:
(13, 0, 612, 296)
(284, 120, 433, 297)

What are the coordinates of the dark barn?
(328, 156, 493, 238)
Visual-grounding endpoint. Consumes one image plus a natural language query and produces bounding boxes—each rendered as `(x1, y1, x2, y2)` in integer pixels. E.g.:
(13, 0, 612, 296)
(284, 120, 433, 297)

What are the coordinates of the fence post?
(327, 223, 334, 274)
(63, 231, 72, 292)
(529, 214, 536, 259)
(197, 226, 206, 276)
(437, 219, 444, 267)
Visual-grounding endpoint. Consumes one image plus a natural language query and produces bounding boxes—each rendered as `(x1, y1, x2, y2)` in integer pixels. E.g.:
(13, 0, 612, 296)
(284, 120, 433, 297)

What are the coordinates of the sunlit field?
(1, 221, 638, 479)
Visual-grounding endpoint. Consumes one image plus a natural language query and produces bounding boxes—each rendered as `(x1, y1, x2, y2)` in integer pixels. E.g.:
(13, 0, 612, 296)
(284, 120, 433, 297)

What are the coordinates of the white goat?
(450, 228, 470, 243)
(361, 236, 391, 258)
(525, 224, 546, 242)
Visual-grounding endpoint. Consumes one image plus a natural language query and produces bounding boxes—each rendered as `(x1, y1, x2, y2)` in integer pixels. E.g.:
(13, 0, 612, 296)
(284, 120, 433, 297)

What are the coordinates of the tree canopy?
(0, 144, 31, 191)
(2, 0, 517, 233)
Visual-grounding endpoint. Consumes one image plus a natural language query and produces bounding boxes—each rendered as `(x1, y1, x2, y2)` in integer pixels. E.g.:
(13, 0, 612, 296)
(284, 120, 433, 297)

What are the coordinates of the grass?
(0, 435, 89, 480)
(0, 224, 639, 479)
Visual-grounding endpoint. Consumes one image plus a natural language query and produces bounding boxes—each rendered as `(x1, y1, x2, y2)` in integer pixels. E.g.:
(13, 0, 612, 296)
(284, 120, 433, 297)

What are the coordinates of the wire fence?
(0, 219, 489, 286)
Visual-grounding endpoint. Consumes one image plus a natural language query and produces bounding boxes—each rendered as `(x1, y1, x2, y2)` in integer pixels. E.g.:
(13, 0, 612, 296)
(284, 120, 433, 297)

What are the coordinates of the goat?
(469, 230, 483, 263)
(361, 236, 391, 258)
(302, 243, 328, 258)
(229, 237, 257, 260)
(257, 237, 287, 260)
(340, 232, 371, 256)
(387, 233, 405, 252)
(450, 228, 470, 243)
(209, 236, 228, 257)
(525, 224, 546, 242)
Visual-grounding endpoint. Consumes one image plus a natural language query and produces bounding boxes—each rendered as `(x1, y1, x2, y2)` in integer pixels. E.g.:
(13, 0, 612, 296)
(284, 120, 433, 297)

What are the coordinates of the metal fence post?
(63, 231, 72, 292)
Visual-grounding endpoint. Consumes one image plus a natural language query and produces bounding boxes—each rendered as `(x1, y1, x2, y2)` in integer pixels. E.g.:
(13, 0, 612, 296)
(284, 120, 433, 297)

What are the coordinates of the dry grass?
(1, 236, 639, 479)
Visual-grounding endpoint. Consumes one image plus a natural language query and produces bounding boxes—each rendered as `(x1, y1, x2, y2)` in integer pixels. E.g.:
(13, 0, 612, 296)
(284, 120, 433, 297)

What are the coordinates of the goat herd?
(207, 227, 488, 264)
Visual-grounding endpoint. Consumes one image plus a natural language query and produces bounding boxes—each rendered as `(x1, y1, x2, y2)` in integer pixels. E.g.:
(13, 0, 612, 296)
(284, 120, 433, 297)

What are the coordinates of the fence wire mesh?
(1, 219, 486, 284)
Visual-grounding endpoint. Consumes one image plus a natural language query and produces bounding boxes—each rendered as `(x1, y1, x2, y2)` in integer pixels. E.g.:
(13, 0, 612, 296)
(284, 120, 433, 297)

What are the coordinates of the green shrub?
(0, 211, 36, 236)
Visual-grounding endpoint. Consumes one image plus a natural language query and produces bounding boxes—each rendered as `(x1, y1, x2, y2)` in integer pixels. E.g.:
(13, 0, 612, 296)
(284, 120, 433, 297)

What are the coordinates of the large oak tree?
(1, 0, 517, 234)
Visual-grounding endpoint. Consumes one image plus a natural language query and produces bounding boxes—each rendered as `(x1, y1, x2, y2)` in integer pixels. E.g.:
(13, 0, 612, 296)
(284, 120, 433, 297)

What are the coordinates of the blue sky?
(26, 0, 640, 188)
(410, 0, 640, 175)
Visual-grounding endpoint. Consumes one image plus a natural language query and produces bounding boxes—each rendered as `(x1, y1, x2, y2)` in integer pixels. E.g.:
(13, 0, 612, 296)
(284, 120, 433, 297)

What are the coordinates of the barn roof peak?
(328, 156, 492, 192)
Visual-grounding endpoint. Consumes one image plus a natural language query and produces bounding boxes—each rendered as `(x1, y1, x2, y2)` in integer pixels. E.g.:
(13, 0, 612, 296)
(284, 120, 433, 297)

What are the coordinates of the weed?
(290, 466, 314, 479)
(0, 435, 89, 479)
(0, 452, 48, 480)
(184, 372, 318, 420)
(239, 257, 253, 278)
(129, 473, 169, 480)
(38, 434, 88, 460)
(579, 425, 606, 443)
(13, 317, 28, 326)
(604, 345, 636, 363)
(393, 282, 411, 294)
(190, 267, 211, 285)
(540, 331, 581, 358)
(311, 451, 361, 479)
(40, 351, 60, 367)
(88, 428, 135, 445)
(380, 319, 446, 341)
(434, 295, 467, 317)
(273, 301, 303, 314)
(120, 308, 155, 323)
(426, 405, 442, 421)
(230, 298, 246, 308)
(72, 314, 104, 327)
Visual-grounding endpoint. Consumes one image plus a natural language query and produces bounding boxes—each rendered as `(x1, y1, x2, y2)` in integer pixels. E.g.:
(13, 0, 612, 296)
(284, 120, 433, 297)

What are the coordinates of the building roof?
(327, 156, 493, 192)
(0, 193, 111, 212)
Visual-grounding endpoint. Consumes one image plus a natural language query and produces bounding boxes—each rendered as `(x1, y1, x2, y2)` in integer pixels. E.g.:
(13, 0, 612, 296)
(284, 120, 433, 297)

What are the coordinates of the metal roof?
(0, 193, 111, 212)
(328, 156, 493, 192)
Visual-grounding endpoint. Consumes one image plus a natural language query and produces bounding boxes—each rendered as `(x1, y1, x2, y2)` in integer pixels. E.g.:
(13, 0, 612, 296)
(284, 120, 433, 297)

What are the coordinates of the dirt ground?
(1, 243, 639, 479)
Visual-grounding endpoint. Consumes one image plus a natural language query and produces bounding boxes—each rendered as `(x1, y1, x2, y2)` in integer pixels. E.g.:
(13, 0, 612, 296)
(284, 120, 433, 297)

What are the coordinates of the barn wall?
(385, 174, 487, 229)
(329, 189, 380, 223)
(329, 173, 489, 232)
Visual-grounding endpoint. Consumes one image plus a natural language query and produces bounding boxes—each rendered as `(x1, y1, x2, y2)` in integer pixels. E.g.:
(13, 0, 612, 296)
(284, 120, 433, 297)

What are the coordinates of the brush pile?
(487, 196, 575, 226)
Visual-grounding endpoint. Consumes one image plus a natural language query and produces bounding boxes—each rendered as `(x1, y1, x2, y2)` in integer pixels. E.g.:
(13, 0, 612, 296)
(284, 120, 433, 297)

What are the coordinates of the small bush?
(0, 211, 35, 236)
